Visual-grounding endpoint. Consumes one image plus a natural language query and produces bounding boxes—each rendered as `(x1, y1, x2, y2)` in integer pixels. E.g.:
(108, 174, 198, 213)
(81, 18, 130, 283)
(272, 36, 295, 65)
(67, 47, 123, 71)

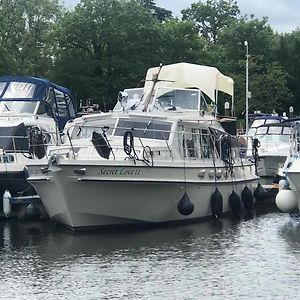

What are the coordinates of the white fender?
(2, 190, 11, 218)
(275, 189, 297, 213)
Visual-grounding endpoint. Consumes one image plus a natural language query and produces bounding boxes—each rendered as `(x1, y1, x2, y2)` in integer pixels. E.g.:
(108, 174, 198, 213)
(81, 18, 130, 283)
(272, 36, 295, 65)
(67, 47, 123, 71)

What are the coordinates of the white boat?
(27, 63, 259, 230)
(275, 121, 300, 213)
(247, 122, 291, 184)
(0, 76, 76, 199)
(247, 114, 285, 137)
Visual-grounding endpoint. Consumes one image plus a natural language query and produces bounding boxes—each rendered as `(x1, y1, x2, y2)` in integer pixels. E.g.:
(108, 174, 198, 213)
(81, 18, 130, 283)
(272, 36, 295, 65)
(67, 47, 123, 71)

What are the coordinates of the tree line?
(0, 0, 299, 117)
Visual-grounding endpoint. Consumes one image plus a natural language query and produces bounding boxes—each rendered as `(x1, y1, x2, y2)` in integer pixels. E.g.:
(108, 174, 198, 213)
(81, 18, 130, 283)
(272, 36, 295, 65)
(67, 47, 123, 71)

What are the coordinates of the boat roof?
(0, 76, 73, 102)
(144, 63, 234, 102)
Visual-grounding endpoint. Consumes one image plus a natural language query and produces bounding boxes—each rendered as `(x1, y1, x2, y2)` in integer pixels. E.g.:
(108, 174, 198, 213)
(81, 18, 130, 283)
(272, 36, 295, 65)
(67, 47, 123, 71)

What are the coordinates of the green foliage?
(138, 0, 172, 21)
(160, 20, 209, 64)
(0, 0, 299, 117)
(182, 0, 240, 44)
(276, 30, 300, 112)
(51, 0, 164, 108)
(0, 0, 63, 76)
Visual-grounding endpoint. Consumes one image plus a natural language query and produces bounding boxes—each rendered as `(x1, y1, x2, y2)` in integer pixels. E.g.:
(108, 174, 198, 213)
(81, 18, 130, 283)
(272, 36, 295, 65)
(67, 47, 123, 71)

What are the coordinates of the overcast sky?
(64, 0, 300, 33)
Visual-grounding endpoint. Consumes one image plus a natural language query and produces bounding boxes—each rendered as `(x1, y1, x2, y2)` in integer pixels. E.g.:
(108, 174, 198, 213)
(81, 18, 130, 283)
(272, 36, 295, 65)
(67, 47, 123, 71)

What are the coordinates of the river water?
(0, 208, 299, 300)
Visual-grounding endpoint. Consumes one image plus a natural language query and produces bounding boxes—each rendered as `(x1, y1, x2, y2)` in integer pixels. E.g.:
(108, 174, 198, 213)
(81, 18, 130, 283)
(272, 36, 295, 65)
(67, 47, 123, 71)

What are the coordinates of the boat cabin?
(0, 76, 76, 131)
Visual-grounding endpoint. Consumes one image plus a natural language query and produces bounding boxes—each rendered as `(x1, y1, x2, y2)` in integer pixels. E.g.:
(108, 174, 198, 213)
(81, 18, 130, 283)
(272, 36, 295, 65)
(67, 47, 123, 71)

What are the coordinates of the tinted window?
(55, 88, 68, 117)
(268, 126, 282, 134)
(66, 94, 76, 117)
(256, 127, 268, 135)
(71, 119, 116, 140)
(283, 127, 291, 134)
(115, 118, 171, 140)
(0, 82, 6, 95)
(156, 89, 199, 110)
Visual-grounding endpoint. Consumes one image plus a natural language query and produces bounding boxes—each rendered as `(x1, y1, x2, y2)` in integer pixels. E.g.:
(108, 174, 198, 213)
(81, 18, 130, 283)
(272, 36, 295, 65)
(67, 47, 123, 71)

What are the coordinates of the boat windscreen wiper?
(144, 118, 152, 134)
(4, 103, 10, 111)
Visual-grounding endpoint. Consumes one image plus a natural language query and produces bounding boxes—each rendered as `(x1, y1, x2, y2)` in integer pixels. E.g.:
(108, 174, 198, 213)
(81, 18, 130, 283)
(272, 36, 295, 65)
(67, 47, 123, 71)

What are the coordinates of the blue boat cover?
(0, 76, 73, 102)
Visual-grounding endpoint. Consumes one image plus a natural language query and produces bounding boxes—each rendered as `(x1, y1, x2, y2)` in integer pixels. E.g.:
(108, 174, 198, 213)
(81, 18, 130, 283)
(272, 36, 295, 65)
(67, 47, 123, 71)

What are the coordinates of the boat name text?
(98, 168, 141, 176)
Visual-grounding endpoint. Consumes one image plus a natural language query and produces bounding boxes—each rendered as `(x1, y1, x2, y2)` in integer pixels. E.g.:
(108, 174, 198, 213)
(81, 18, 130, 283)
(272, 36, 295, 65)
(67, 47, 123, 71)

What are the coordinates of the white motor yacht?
(27, 63, 259, 230)
(0, 76, 76, 199)
(275, 122, 300, 213)
(246, 122, 291, 184)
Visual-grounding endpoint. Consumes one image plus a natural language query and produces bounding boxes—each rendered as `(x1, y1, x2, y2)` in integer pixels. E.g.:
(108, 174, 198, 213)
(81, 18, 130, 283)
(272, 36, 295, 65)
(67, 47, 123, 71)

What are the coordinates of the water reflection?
(0, 213, 299, 299)
(279, 214, 300, 250)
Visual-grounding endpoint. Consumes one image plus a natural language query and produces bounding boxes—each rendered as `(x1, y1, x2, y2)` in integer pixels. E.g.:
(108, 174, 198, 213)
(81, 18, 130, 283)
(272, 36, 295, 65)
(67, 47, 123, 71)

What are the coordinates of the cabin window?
(55, 88, 69, 117)
(0, 124, 29, 152)
(36, 102, 52, 117)
(155, 88, 199, 111)
(114, 118, 171, 140)
(184, 130, 196, 158)
(256, 127, 268, 135)
(180, 126, 221, 159)
(184, 128, 201, 158)
(71, 119, 116, 140)
(0, 101, 37, 114)
(2, 82, 35, 99)
(66, 94, 76, 118)
(265, 119, 281, 124)
(268, 126, 282, 134)
(199, 129, 216, 158)
(0, 82, 6, 95)
(47, 88, 57, 116)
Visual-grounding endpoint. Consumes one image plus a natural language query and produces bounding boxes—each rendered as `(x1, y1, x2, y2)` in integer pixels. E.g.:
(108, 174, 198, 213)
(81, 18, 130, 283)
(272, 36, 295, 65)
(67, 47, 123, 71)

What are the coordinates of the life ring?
(123, 131, 134, 155)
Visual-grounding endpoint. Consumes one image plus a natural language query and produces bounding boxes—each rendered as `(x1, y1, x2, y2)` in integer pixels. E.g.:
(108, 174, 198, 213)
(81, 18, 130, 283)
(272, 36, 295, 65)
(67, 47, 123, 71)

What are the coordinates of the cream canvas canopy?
(144, 62, 234, 103)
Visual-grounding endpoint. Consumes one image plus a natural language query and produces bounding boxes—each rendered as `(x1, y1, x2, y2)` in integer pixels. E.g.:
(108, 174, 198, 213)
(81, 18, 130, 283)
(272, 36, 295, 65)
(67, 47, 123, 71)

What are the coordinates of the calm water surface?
(0, 210, 300, 299)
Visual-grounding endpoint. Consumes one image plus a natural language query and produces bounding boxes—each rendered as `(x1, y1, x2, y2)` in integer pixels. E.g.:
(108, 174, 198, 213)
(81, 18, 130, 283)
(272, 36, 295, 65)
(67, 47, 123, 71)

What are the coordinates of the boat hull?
(27, 161, 258, 229)
(257, 155, 286, 180)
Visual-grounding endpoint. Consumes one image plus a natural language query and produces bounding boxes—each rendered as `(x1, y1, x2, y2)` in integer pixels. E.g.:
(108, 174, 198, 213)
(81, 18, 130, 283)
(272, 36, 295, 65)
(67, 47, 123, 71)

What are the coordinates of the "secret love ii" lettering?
(98, 168, 141, 176)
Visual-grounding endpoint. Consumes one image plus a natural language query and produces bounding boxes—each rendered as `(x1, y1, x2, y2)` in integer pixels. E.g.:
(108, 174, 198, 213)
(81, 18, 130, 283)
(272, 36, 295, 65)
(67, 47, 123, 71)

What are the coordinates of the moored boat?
(0, 76, 76, 215)
(27, 63, 259, 230)
(247, 122, 292, 184)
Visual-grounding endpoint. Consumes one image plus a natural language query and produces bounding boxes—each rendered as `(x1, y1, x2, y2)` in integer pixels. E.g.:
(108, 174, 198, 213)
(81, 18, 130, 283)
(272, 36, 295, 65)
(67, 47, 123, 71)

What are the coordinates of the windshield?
(0, 101, 38, 114)
(255, 125, 291, 142)
(113, 88, 144, 111)
(251, 118, 281, 128)
(247, 128, 256, 137)
(154, 88, 200, 111)
(256, 134, 289, 143)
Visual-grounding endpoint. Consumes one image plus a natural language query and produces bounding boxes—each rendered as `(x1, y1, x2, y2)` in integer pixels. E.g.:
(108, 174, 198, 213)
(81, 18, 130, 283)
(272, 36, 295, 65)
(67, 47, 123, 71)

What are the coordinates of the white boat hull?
(257, 155, 286, 178)
(28, 161, 258, 229)
(286, 160, 300, 211)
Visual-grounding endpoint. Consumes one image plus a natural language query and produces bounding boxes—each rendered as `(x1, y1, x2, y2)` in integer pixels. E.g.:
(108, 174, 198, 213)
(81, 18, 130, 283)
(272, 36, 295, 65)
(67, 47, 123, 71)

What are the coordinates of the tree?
(232, 62, 292, 116)
(0, 0, 63, 76)
(276, 30, 300, 113)
(0, 0, 26, 74)
(18, 0, 63, 76)
(182, 0, 240, 44)
(207, 16, 292, 116)
(52, 0, 164, 108)
(138, 0, 172, 22)
(160, 19, 209, 64)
